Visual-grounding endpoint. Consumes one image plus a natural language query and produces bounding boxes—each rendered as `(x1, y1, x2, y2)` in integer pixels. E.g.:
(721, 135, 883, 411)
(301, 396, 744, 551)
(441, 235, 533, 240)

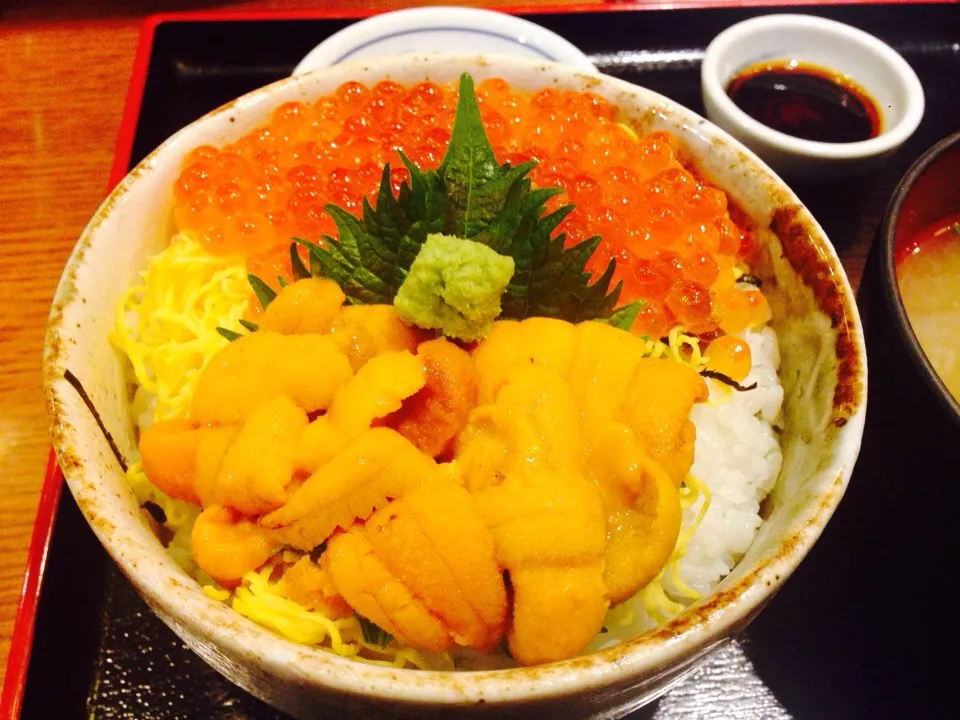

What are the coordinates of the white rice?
(677, 326, 783, 595)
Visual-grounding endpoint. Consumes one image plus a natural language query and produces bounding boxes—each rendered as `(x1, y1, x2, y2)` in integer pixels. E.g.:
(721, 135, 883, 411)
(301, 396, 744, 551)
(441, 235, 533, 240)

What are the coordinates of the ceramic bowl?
(293, 6, 594, 75)
(43, 54, 866, 719)
(701, 14, 924, 180)
(871, 129, 960, 427)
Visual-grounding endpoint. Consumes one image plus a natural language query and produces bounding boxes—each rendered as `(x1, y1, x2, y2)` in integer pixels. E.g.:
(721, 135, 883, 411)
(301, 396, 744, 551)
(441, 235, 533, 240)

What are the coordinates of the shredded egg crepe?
(110, 231, 252, 425)
(226, 565, 454, 670)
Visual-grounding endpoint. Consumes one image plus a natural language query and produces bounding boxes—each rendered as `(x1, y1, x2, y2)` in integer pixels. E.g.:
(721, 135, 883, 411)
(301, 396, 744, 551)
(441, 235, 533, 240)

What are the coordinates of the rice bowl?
(43, 54, 866, 719)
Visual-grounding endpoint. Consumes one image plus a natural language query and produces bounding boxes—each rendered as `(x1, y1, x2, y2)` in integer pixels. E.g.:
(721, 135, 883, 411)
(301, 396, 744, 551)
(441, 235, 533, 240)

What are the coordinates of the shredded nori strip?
(142, 500, 167, 525)
(308, 541, 328, 563)
(738, 273, 763, 288)
(700, 369, 758, 392)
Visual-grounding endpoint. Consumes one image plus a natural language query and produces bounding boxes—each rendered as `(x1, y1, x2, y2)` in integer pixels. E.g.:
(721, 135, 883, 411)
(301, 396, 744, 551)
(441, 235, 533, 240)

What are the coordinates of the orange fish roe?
(173, 78, 757, 337)
(704, 335, 752, 383)
(172, 79, 460, 283)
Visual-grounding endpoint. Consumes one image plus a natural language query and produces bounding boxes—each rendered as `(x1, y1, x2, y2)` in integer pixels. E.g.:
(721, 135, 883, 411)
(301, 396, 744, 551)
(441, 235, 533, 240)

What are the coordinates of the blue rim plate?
(292, 6, 595, 75)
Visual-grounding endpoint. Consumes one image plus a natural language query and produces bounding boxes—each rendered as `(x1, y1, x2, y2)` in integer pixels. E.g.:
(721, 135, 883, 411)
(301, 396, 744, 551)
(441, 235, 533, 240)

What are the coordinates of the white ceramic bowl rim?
(44, 53, 867, 710)
(292, 6, 595, 75)
(702, 14, 925, 160)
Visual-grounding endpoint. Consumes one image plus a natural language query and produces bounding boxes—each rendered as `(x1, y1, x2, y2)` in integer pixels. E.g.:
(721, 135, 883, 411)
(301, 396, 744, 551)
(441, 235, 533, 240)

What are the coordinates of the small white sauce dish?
(293, 6, 595, 75)
(701, 14, 925, 180)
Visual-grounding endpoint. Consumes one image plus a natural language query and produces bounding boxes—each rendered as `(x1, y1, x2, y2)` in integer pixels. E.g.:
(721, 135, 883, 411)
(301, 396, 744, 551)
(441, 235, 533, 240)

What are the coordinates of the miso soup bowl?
(879, 129, 960, 427)
(859, 129, 960, 442)
(43, 54, 867, 719)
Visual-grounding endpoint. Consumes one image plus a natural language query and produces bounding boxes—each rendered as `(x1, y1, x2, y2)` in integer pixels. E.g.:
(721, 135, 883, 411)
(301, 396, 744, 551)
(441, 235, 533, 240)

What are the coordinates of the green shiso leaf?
(356, 614, 392, 648)
(216, 327, 243, 342)
(604, 301, 645, 331)
(248, 273, 278, 310)
(290, 243, 311, 281)
(294, 72, 629, 325)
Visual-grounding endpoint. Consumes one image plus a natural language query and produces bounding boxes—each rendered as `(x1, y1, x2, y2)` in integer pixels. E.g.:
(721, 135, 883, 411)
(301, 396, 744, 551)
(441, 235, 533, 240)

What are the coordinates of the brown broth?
(726, 60, 881, 143)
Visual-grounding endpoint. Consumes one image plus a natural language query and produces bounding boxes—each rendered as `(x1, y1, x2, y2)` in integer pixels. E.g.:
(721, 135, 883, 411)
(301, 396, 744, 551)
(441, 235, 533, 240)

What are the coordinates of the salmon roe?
(173, 78, 758, 337)
(704, 335, 752, 383)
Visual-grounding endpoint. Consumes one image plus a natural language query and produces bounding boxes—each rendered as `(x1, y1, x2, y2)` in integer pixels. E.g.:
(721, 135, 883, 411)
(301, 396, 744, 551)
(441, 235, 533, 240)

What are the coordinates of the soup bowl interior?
(880, 129, 960, 427)
(43, 54, 866, 719)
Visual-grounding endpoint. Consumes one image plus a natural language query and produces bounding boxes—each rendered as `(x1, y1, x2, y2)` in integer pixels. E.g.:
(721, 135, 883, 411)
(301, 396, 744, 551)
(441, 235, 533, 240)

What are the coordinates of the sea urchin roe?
(173, 79, 754, 336)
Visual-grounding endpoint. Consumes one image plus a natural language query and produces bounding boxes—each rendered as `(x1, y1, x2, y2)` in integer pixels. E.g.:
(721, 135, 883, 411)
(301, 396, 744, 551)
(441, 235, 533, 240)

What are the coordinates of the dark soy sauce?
(726, 60, 882, 143)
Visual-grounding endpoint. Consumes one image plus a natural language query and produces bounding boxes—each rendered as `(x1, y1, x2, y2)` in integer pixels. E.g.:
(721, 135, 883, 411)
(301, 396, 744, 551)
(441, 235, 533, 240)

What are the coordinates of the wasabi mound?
(394, 233, 514, 341)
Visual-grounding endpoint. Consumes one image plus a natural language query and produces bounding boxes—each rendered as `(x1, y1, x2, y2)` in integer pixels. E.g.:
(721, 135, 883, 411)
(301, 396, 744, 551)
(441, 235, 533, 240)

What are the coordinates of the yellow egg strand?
(669, 474, 712, 601)
(639, 473, 712, 622)
(644, 325, 707, 372)
(125, 460, 201, 574)
(110, 231, 252, 423)
(217, 567, 454, 670)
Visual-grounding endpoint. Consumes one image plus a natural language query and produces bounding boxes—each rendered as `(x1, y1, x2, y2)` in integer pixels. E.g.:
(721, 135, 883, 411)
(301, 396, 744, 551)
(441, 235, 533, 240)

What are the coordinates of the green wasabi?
(394, 233, 515, 341)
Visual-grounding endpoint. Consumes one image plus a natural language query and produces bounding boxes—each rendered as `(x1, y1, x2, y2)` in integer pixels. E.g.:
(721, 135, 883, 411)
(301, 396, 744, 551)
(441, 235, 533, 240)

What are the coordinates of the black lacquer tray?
(13, 4, 960, 718)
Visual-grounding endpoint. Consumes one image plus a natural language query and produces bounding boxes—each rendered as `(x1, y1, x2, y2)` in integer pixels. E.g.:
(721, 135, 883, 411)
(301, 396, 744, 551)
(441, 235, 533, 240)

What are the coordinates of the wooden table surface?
(0, 0, 877, 690)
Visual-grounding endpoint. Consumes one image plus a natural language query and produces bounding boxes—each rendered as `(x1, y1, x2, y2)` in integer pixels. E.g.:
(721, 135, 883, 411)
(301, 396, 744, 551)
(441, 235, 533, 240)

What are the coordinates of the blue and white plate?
(292, 6, 595, 75)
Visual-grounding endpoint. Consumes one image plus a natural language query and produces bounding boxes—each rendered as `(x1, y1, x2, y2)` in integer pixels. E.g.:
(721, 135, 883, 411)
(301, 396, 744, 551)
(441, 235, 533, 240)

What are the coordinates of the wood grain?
(0, 19, 141, 683)
(0, 0, 875, 691)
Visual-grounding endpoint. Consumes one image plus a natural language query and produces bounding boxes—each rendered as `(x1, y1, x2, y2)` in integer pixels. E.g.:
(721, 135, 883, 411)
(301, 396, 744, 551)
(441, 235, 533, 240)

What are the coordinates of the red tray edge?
(138, 0, 942, 26)
(0, 13, 155, 718)
(0, 457, 62, 720)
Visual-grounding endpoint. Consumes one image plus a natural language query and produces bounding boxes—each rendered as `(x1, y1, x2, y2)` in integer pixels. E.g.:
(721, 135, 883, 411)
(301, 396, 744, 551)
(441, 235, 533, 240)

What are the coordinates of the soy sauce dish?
(702, 14, 924, 180)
